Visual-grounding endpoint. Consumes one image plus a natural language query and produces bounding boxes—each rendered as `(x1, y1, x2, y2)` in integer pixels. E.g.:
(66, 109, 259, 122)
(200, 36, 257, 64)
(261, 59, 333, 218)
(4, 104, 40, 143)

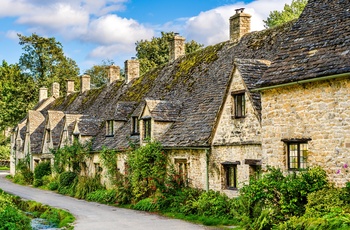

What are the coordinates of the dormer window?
(106, 120, 114, 137)
(131, 117, 139, 135)
(232, 91, 245, 118)
(46, 130, 51, 143)
(143, 118, 151, 140)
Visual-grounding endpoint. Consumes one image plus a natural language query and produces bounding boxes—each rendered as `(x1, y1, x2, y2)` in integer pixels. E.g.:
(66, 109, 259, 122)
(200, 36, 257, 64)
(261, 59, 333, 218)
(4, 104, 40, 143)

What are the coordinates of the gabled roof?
(76, 117, 102, 136)
(234, 59, 271, 115)
(112, 102, 137, 121)
(47, 111, 65, 148)
(258, 0, 350, 87)
(143, 99, 182, 122)
(27, 110, 45, 154)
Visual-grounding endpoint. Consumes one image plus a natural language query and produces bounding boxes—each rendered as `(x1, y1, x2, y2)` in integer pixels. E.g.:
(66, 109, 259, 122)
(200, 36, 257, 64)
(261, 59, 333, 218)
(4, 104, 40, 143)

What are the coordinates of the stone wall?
(261, 78, 350, 186)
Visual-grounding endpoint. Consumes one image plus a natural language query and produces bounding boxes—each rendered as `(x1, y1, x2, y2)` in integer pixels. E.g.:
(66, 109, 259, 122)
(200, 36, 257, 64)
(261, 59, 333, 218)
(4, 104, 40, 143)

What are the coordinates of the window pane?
(234, 93, 245, 118)
(226, 165, 237, 188)
(289, 144, 298, 169)
(300, 143, 308, 169)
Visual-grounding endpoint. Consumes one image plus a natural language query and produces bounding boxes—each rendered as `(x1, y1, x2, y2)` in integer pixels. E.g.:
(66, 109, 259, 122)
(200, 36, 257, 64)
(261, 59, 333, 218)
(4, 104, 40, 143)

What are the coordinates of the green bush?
(86, 189, 117, 204)
(193, 190, 230, 217)
(14, 159, 33, 185)
(48, 181, 59, 191)
(59, 171, 77, 187)
(74, 176, 104, 199)
(33, 178, 43, 187)
(0, 206, 31, 230)
(34, 161, 51, 180)
(133, 198, 157, 211)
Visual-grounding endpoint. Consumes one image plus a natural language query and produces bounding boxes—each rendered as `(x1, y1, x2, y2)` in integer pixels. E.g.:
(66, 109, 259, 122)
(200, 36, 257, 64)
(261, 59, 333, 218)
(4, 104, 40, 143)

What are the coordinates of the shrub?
(193, 190, 230, 217)
(0, 206, 31, 230)
(33, 178, 43, 187)
(86, 189, 117, 204)
(34, 161, 51, 180)
(48, 181, 59, 191)
(133, 198, 157, 211)
(74, 176, 104, 199)
(59, 171, 77, 187)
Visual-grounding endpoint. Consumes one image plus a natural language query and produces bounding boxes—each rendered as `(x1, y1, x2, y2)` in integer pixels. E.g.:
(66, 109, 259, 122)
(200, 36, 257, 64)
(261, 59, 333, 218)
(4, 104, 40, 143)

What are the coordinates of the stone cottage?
(255, 0, 350, 187)
(11, 0, 350, 194)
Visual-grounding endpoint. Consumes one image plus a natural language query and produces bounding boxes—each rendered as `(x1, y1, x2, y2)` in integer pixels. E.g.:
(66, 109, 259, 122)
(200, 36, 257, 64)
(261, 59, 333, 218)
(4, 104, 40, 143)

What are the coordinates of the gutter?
(252, 72, 350, 92)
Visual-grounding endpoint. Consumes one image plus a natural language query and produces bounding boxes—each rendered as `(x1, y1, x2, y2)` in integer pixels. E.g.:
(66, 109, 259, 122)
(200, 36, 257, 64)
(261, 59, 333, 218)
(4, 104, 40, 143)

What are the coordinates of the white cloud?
(182, 0, 292, 45)
(5, 30, 20, 40)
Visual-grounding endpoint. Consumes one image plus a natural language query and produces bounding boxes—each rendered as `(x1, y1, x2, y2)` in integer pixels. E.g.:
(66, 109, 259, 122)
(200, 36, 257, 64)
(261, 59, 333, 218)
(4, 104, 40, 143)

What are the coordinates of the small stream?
(31, 218, 60, 230)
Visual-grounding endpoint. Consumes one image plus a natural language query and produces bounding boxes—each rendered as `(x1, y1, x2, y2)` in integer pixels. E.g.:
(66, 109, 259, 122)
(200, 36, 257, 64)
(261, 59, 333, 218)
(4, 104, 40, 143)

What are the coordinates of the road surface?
(0, 171, 217, 230)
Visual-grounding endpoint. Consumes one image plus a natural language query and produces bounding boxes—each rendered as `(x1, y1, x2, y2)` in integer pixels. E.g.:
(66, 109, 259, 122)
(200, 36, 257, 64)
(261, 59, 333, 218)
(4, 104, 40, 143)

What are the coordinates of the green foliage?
(86, 189, 117, 204)
(0, 61, 36, 130)
(133, 198, 158, 212)
(18, 33, 80, 92)
(0, 145, 10, 160)
(99, 146, 119, 184)
(14, 159, 33, 185)
(264, 0, 308, 28)
(135, 32, 203, 75)
(234, 166, 328, 229)
(127, 141, 167, 201)
(74, 176, 104, 199)
(192, 190, 230, 217)
(33, 161, 51, 187)
(59, 171, 77, 187)
(0, 206, 31, 230)
(52, 141, 92, 174)
(83, 59, 119, 88)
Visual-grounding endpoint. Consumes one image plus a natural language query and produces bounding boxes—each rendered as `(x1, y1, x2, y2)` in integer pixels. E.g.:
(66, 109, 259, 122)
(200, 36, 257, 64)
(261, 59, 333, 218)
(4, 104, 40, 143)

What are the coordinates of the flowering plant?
(336, 163, 348, 174)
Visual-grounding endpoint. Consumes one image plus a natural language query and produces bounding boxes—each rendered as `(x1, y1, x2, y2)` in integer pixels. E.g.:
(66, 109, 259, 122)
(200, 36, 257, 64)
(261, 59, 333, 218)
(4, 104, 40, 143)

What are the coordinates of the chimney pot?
(81, 75, 91, 93)
(67, 80, 75, 96)
(52, 82, 60, 98)
(39, 87, 48, 102)
(169, 34, 185, 62)
(229, 10, 251, 42)
(125, 59, 140, 84)
(107, 65, 121, 85)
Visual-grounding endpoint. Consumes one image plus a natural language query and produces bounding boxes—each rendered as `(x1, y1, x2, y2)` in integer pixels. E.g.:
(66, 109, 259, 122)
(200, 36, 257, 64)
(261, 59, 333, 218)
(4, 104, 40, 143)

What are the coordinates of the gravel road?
(0, 171, 217, 230)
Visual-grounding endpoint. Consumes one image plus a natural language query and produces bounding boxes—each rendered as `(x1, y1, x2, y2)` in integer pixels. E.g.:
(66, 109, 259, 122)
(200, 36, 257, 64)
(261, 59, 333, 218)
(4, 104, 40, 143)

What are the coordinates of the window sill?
(231, 116, 246, 119)
(131, 132, 140, 136)
(105, 135, 114, 137)
(225, 187, 238, 191)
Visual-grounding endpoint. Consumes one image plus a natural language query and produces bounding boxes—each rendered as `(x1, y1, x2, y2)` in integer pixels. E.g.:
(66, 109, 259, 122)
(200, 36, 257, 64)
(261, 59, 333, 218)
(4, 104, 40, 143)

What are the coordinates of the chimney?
(125, 58, 140, 84)
(169, 33, 185, 61)
(107, 64, 121, 85)
(81, 75, 91, 93)
(229, 8, 251, 42)
(39, 87, 48, 102)
(67, 80, 75, 96)
(52, 82, 60, 99)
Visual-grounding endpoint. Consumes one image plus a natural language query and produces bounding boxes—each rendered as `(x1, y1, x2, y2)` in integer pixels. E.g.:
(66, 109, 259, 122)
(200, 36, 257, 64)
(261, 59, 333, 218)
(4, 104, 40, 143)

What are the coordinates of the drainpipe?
(205, 148, 210, 192)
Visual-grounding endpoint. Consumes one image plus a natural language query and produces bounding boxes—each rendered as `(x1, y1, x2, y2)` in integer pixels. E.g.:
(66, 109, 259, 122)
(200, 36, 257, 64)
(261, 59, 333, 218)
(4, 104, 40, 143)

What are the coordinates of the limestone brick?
(261, 78, 350, 186)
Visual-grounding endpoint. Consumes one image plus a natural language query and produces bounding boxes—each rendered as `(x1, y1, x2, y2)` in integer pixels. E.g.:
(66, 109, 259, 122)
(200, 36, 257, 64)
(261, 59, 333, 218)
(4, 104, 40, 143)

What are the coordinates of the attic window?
(106, 120, 114, 137)
(131, 117, 139, 135)
(232, 91, 245, 118)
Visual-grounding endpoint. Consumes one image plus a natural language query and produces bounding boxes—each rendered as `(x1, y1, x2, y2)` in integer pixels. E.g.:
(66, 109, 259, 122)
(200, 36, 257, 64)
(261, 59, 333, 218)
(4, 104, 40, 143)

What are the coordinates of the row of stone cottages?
(10, 0, 350, 196)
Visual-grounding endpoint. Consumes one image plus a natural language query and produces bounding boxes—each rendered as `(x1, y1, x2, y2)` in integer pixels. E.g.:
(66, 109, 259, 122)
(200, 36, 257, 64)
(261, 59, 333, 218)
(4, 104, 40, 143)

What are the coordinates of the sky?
(0, 0, 294, 73)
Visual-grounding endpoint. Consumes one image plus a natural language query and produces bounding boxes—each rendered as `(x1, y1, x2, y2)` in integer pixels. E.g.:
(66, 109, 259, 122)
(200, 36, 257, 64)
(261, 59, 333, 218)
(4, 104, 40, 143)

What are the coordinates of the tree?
(83, 59, 116, 88)
(18, 33, 80, 92)
(135, 32, 203, 75)
(264, 0, 308, 28)
(0, 61, 36, 131)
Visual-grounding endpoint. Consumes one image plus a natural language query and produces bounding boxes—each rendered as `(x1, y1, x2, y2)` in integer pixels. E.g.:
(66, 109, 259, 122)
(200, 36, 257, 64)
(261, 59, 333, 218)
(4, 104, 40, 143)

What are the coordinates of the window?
(222, 161, 240, 189)
(143, 118, 151, 140)
(46, 130, 51, 143)
(288, 142, 308, 170)
(131, 117, 139, 135)
(249, 165, 261, 181)
(106, 120, 114, 136)
(175, 159, 189, 186)
(233, 92, 245, 118)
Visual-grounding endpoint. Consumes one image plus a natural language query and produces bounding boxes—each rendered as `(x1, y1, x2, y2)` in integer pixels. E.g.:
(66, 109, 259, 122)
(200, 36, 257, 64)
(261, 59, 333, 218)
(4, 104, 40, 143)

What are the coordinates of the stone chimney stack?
(169, 33, 185, 61)
(52, 82, 60, 99)
(107, 64, 121, 85)
(39, 87, 48, 102)
(67, 80, 75, 96)
(81, 75, 91, 93)
(125, 58, 140, 84)
(229, 8, 251, 42)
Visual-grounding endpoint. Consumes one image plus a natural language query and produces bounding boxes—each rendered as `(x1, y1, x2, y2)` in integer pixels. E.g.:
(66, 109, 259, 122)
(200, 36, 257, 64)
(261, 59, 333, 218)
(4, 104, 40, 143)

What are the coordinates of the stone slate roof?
(46, 19, 294, 150)
(143, 99, 182, 122)
(28, 111, 45, 154)
(258, 0, 350, 87)
(112, 102, 137, 121)
(47, 111, 65, 148)
(234, 59, 271, 116)
(76, 117, 102, 136)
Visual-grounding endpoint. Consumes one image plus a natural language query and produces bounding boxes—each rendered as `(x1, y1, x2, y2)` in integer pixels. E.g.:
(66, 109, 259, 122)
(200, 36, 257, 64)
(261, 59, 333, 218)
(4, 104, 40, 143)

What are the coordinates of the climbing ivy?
(99, 146, 119, 184)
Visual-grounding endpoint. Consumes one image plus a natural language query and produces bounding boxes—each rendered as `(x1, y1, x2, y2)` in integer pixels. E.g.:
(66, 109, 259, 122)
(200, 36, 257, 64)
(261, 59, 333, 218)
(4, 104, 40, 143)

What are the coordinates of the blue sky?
(0, 0, 293, 73)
